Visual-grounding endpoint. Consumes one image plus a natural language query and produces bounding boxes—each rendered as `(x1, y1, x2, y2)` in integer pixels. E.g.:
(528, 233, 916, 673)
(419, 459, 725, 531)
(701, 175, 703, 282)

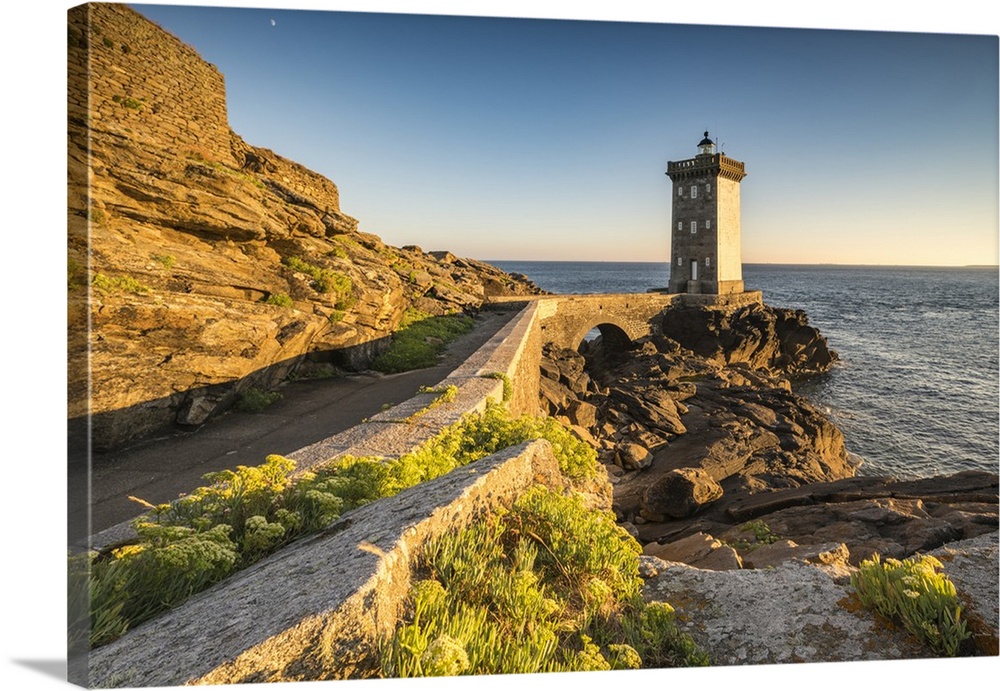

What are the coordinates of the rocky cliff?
(540, 302, 998, 566)
(67, 5, 541, 451)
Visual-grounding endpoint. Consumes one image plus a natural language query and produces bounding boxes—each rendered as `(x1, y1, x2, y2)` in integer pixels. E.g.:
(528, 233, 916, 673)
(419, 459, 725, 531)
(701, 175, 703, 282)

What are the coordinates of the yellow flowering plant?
(850, 553, 971, 656)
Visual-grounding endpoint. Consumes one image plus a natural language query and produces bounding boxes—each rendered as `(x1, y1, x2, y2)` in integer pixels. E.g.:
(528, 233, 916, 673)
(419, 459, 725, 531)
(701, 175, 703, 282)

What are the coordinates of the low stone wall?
(285, 299, 541, 472)
(86, 439, 565, 687)
(82, 301, 549, 685)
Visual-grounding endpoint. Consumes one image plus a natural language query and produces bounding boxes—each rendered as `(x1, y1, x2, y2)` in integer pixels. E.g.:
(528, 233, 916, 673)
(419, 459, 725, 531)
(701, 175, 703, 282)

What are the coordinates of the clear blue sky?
(124, 1, 998, 266)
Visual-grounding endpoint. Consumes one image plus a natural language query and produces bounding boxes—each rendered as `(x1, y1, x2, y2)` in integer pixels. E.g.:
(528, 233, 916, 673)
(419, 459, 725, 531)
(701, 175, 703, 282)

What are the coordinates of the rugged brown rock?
(642, 467, 724, 519)
(540, 304, 854, 519)
(660, 302, 839, 377)
(540, 302, 999, 571)
(68, 5, 543, 451)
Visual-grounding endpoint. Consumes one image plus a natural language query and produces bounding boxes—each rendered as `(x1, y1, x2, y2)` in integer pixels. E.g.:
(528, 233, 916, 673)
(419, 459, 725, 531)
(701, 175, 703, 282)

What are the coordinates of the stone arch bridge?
(535, 293, 676, 350)
(489, 291, 763, 352)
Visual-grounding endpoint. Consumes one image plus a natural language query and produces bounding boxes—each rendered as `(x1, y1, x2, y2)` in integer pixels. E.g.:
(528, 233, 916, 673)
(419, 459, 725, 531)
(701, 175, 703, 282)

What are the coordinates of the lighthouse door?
(690, 259, 698, 281)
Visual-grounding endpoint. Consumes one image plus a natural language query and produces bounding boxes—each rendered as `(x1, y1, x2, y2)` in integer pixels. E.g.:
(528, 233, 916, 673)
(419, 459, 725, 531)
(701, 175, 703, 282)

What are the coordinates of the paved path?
(73, 308, 520, 536)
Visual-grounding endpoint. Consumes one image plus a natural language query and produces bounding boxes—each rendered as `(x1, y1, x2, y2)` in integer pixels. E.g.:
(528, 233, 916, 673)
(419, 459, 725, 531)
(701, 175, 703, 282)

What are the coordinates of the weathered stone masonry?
(68, 3, 356, 227)
(69, 3, 233, 165)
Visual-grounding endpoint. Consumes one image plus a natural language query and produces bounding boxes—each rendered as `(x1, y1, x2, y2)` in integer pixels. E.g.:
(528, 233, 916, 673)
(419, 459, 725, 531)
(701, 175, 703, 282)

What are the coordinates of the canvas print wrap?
(67, 2, 998, 688)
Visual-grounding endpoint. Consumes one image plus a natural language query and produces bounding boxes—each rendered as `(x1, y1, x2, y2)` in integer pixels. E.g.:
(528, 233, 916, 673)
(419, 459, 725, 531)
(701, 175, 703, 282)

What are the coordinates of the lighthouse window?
(690, 185, 697, 198)
(690, 221, 698, 234)
(706, 220, 711, 229)
(705, 257, 711, 267)
(678, 188, 683, 197)
(677, 221, 682, 231)
(677, 257, 683, 266)
(706, 183, 711, 193)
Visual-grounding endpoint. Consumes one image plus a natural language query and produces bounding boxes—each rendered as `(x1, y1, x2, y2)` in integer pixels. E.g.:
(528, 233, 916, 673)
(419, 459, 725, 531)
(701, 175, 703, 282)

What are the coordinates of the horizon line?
(480, 259, 1000, 269)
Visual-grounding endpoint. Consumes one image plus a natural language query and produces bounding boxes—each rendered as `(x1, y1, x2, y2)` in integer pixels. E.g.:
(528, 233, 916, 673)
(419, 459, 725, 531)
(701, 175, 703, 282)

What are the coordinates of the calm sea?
(491, 261, 1000, 480)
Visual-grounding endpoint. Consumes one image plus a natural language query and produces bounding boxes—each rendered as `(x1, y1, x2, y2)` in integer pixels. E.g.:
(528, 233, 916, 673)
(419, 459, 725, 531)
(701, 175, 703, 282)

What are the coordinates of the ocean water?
(491, 261, 1000, 480)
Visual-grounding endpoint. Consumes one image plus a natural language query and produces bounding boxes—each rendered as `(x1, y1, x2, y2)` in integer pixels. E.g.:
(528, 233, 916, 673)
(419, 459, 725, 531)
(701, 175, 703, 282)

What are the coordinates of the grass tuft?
(282, 255, 353, 298)
(233, 387, 283, 413)
(263, 292, 293, 308)
(151, 254, 175, 269)
(372, 309, 474, 373)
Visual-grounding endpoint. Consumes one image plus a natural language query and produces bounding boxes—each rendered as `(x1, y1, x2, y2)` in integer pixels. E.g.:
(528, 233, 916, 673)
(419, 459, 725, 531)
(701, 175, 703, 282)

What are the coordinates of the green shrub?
(234, 387, 283, 413)
(851, 554, 971, 656)
(420, 384, 458, 402)
(401, 385, 459, 422)
(89, 523, 238, 646)
(482, 372, 513, 403)
(334, 294, 357, 311)
(372, 309, 474, 373)
(263, 292, 293, 308)
(151, 253, 175, 269)
(724, 518, 781, 551)
(289, 363, 342, 381)
(115, 95, 143, 109)
(91, 272, 150, 295)
(379, 485, 706, 677)
(282, 256, 353, 298)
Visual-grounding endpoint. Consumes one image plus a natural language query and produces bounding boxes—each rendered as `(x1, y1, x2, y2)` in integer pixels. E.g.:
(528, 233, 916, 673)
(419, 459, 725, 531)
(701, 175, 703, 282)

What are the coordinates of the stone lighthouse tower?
(666, 132, 747, 295)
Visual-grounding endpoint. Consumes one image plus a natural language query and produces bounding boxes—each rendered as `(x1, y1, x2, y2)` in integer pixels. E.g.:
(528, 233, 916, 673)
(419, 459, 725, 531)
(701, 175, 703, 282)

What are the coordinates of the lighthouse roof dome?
(698, 131, 714, 147)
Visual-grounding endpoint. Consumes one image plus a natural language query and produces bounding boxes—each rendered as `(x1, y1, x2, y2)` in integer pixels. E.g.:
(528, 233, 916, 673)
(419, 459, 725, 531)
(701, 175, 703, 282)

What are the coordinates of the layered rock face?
(541, 303, 853, 504)
(540, 302, 998, 573)
(659, 301, 838, 377)
(67, 5, 542, 451)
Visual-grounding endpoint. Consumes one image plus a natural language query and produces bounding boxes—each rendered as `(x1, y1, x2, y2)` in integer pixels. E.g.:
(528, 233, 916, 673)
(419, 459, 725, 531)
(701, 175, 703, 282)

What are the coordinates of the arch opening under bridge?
(575, 321, 638, 353)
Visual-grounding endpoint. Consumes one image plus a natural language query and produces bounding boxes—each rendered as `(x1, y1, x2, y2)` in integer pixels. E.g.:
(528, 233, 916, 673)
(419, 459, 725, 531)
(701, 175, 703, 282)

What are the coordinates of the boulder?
(541, 344, 591, 395)
(722, 475, 998, 565)
(539, 376, 575, 415)
(618, 442, 652, 470)
(565, 399, 598, 430)
(176, 393, 219, 426)
(659, 303, 838, 378)
(691, 544, 743, 571)
(642, 532, 743, 571)
(740, 539, 851, 570)
(642, 467, 724, 518)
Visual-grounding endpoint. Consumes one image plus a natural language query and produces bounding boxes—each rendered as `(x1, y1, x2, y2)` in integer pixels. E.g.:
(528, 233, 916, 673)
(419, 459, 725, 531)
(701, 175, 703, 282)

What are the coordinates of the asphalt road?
(72, 308, 519, 536)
